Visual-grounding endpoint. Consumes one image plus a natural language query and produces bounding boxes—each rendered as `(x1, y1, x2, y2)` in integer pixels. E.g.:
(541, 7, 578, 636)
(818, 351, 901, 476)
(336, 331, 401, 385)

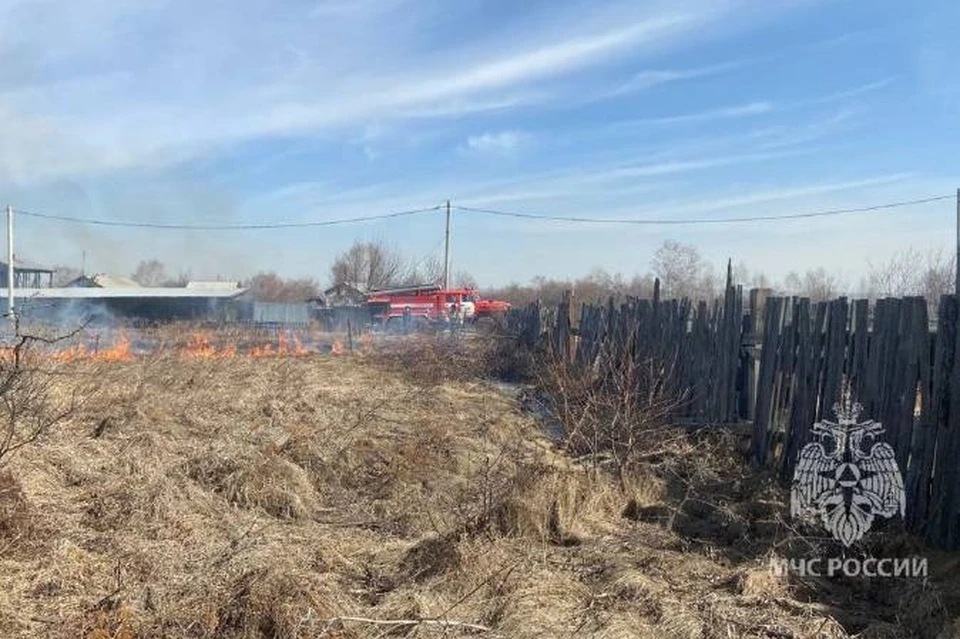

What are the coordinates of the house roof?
(0, 258, 54, 272)
(93, 274, 139, 288)
(324, 282, 366, 296)
(186, 280, 240, 290)
(0, 287, 247, 300)
(68, 273, 141, 288)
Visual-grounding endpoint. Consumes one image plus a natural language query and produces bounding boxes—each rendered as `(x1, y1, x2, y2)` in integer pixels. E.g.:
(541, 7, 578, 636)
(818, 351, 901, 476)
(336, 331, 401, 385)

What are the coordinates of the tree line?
(49, 241, 475, 302)
(49, 239, 955, 305)
(482, 241, 956, 309)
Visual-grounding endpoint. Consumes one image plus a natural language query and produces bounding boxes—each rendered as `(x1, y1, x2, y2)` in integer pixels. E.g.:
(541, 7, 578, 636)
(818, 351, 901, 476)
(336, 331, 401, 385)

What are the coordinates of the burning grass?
(0, 343, 957, 638)
(30, 323, 354, 362)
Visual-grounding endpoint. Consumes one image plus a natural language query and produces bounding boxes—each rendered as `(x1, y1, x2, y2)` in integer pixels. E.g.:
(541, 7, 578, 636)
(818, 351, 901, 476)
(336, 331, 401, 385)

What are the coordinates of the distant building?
(323, 282, 367, 307)
(5, 285, 248, 323)
(0, 258, 55, 288)
(66, 273, 140, 288)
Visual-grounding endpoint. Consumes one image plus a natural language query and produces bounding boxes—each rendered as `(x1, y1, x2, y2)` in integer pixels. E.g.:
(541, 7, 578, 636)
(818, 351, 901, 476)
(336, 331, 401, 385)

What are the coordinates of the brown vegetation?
(243, 272, 321, 302)
(0, 337, 957, 638)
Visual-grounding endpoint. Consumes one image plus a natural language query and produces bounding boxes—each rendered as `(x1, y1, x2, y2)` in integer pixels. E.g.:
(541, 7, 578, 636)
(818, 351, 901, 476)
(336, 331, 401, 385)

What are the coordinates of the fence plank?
(504, 286, 957, 549)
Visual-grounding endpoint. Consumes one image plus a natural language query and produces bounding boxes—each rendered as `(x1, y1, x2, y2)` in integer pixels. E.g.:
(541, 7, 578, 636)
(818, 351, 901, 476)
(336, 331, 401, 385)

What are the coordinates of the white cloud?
(465, 131, 529, 155)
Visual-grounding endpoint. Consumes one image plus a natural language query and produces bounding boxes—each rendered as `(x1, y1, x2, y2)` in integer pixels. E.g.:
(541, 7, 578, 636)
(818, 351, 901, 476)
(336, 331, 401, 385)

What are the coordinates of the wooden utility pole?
(443, 200, 451, 290)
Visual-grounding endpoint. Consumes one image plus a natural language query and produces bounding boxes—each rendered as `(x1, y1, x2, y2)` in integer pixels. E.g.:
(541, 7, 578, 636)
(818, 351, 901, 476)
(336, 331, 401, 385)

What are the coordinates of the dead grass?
(0, 346, 955, 638)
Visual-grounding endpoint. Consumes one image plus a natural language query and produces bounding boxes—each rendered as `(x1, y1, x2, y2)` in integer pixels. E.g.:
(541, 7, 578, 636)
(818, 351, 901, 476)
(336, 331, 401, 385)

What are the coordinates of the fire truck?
(365, 284, 510, 328)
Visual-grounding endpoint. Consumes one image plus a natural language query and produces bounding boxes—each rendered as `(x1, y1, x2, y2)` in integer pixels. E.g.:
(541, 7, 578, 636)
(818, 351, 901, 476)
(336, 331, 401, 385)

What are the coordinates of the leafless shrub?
(0, 325, 81, 467)
(533, 345, 686, 484)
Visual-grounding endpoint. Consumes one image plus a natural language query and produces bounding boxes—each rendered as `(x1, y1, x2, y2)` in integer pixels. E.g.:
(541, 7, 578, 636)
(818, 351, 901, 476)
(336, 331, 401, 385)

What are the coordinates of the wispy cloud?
(0, 4, 719, 184)
(463, 131, 530, 155)
(621, 173, 916, 218)
(576, 149, 804, 183)
(599, 59, 750, 99)
(798, 77, 898, 106)
(628, 101, 774, 126)
(406, 15, 696, 100)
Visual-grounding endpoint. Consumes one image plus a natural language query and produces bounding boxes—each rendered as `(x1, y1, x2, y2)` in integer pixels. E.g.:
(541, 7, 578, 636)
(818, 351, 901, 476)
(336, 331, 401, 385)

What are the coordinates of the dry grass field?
(0, 335, 958, 638)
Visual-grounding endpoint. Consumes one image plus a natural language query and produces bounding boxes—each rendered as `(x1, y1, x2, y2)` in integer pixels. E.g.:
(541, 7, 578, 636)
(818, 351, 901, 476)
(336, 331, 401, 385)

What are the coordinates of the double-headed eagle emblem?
(791, 393, 905, 546)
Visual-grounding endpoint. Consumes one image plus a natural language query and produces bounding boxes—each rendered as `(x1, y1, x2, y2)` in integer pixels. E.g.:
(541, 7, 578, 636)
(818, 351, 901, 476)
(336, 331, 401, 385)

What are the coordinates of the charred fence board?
(504, 288, 960, 548)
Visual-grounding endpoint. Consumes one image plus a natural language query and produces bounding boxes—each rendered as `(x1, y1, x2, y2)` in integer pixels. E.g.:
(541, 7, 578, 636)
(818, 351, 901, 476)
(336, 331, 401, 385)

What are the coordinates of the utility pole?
(956, 188, 959, 296)
(443, 200, 451, 290)
(6, 205, 13, 320)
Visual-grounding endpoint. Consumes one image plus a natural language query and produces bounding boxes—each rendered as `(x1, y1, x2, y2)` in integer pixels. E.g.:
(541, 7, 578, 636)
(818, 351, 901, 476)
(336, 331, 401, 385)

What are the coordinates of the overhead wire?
(12, 205, 443, 230)
(453, 194, 954, 225)
(7, 193, 954, 230)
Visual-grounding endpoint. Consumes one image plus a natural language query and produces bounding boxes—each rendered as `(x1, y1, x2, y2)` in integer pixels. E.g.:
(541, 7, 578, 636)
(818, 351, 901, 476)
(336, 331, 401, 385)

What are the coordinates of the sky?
(1, 0, 958, 287)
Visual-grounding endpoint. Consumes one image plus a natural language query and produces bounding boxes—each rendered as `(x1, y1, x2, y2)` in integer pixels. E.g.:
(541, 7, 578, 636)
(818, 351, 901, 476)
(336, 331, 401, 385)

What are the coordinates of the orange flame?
(53, 343, 89, 363)
(46, 328, 354, 362)
(182, 332, 221, 359)
(98, 332, 134, 362)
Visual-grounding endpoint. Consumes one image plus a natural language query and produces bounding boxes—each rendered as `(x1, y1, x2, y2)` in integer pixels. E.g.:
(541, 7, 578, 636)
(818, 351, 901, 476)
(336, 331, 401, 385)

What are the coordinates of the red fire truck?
(365, 285, 510, 328)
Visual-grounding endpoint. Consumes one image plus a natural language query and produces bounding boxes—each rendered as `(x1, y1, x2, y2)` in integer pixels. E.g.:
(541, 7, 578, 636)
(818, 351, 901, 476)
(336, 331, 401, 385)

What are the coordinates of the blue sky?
(1, 0, 958, 287)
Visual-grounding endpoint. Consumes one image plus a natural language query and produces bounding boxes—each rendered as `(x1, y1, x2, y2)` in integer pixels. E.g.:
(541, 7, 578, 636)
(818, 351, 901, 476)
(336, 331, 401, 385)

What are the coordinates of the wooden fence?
(505, 271, 960, 549)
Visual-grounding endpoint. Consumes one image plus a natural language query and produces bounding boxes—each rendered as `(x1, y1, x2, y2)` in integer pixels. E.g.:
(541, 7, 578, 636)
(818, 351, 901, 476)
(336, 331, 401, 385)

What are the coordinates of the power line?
(8, 193, 954, 230)
(454, 194, 954, 225)
(13, 205, 443, 230)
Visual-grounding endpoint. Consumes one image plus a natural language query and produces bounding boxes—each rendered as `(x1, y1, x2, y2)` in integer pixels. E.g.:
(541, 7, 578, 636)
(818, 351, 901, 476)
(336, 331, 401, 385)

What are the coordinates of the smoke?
(17, 297, 120, 330)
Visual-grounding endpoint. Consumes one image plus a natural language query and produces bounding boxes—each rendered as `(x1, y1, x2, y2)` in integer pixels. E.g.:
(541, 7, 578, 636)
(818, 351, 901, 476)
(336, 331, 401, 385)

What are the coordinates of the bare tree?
(731, 261, 772, 289)
(132, 259, 169, 287)
(651, 240, 714, 300)
(626, 273, 656, 298)
(864, 246, 955, 301)
(781, 268, 842, 302)
(919, 248, 955, 301)
(484, 269, 658, 308)
(330, 241, 405, 291)
(163, 268, 193, 288)
(782, 271, 802, 295)
(245, 272, 320, 302)
(454, 270, 477, 289)
(403, 255, 443, 287)
(802, 268, 841, 302)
